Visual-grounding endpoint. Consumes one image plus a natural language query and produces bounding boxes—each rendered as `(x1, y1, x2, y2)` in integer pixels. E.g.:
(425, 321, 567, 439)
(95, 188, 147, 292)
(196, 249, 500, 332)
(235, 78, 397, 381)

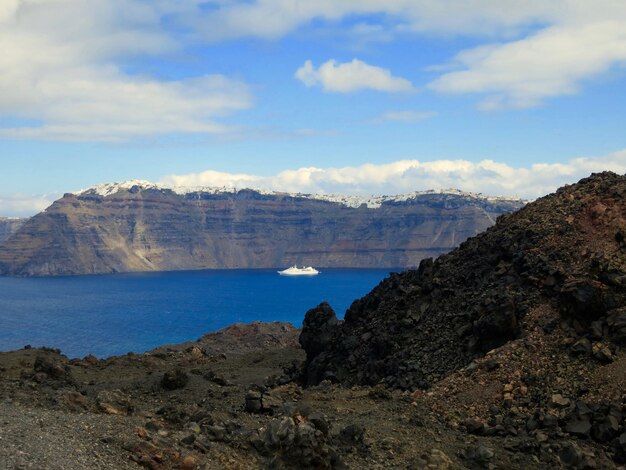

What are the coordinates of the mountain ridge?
(0, 182, 524, 277)
(77, 179, 525, 209)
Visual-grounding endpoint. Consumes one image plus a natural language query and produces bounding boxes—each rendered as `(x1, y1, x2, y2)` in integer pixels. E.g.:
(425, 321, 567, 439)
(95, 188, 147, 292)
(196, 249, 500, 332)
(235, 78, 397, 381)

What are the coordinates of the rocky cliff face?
(300, 172, 626, 389)
(0, 218, 26, 242)
(0, 182, 523, 276)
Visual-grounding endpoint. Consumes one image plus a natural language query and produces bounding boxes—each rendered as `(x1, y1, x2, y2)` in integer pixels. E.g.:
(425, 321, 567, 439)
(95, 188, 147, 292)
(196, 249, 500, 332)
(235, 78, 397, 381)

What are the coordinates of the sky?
(2, 0, 626, 216)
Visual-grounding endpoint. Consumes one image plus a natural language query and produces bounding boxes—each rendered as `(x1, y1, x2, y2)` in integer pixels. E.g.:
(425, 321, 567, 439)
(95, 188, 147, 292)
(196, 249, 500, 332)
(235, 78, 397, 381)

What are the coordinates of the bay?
(0, 269, 393, 358)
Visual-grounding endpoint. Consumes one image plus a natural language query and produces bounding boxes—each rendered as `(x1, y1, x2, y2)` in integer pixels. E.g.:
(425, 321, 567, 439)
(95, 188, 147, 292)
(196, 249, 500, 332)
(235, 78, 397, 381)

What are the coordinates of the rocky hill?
(301, 172, 626, 390)
(0, 217, 26, 242)
(0, 181, 522, 276)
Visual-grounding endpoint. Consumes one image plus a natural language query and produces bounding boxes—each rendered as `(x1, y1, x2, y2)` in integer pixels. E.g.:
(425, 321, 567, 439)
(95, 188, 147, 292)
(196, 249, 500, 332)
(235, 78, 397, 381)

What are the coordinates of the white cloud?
(0, 0, 253, 141)
(191, 1, 558, 41)
(429, 20, 626, 109)
(372, 111, 437, 124)
(295, 59, 415, 93)
(0, 69, 252, 141)
(0, 193, 58, 218)
(161, 150, 626, 200)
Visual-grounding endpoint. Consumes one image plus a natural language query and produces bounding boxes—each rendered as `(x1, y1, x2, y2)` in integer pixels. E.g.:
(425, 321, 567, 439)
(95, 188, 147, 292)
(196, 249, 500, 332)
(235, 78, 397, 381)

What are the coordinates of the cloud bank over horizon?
(161, 150, 626, 201)
(0, 193, 58, 218)
(2, 150, 625, 217)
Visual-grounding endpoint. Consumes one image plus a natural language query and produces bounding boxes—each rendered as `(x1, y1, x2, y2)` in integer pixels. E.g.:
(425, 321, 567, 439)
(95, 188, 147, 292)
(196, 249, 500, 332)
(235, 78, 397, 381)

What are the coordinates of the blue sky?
(1, 1, 626, 216)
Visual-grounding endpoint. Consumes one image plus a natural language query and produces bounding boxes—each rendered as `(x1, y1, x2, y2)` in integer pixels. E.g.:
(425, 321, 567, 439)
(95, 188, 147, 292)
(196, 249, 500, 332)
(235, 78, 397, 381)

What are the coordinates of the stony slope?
(0, 182, 522, 276)
(0, 217, 26, 242)
(1, 313, 624, 469)
(301, 172, 626, 390)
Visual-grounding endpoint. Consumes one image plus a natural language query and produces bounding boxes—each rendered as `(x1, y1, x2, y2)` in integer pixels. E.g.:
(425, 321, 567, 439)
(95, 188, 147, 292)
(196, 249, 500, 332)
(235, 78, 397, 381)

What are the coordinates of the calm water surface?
(0, 269, 394, 358)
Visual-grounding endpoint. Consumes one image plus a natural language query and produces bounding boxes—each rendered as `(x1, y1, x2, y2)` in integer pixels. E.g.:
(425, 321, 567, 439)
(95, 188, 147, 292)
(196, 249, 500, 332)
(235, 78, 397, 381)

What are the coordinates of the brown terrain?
(0, 172, 624, 469)
(0, 185, 522, 276)
(0, 217, 26, 242)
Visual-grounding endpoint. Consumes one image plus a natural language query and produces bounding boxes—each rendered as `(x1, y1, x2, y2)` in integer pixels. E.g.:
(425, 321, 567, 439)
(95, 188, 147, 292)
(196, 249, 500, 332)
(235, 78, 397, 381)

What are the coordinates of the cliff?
(0, 217, 26, 242)
(0, 181, 523, 276)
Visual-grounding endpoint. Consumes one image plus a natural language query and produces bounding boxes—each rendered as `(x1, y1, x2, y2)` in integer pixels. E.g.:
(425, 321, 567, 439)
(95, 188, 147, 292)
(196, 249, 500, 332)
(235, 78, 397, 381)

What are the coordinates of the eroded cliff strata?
(0, 182, 523, 276)
(0, 217, 26, 243)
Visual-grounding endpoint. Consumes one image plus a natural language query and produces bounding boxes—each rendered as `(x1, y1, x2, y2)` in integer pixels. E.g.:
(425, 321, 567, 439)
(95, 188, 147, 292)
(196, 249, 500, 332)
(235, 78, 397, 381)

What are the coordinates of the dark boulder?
(589, 320, 605, 340)
(244, 388, 285, 415)
(300, 302, 340, 360)
(592, 415, 620, 443)
(614, 433, 626, 464)
(335, 424, 367, 454)
(559, 280, 607, 322)
(463, 445, 494, 466)
(570, 338, 591, 356)
(607, 308, 626, 343)
(253, 416, 345, 469)
(161, 369, 189, 390)
(245, 390, 263, 413)
(33, 355, 74, 384)
(473, 307, 519, 352)
(565, 419, 592, 437)
(559, 442, 583, 467)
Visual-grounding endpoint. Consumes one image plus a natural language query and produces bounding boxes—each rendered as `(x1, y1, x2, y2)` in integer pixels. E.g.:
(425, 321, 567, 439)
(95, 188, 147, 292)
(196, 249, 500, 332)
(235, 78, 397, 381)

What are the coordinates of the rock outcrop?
(301, 172, 626, 390)
(0, 182, 522, 276)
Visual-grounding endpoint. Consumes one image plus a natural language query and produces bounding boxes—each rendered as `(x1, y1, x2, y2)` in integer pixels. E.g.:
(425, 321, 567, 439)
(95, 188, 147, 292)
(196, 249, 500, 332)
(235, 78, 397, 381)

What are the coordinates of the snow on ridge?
(79, 180, 157, 197)
(309, 188, 524, 208)
(77, 180, 524, 208)
(78, 180, 239, 198)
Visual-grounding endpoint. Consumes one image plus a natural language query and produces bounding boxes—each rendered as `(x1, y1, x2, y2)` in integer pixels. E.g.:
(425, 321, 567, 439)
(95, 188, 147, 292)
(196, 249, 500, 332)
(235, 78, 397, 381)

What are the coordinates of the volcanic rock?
(559, 442, 583, 467)
(607, 307, 626, 343)
(161, 369, 189, 390)
(255, 416, 344, 469)
(565, 419, 592, 437)
(301, 172, 626, 389)
(33, 355, 74, 384)
(570, 338, 592, 356)
(300, 303, 339, 360)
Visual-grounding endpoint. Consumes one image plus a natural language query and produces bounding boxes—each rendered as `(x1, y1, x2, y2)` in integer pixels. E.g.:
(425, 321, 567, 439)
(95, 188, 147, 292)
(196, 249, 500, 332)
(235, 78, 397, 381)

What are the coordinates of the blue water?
(0, 269, 393, 359)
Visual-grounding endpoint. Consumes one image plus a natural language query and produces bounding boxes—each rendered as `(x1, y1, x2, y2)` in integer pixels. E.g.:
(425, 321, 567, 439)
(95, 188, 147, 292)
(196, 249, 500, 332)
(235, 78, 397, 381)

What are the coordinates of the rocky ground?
(0, 172, 625, 469)
(0, 313, 624, 469)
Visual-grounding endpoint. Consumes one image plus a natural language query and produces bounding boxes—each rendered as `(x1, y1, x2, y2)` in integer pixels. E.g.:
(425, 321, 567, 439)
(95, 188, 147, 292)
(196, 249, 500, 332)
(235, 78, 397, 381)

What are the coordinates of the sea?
(0, 268, 395, 359)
